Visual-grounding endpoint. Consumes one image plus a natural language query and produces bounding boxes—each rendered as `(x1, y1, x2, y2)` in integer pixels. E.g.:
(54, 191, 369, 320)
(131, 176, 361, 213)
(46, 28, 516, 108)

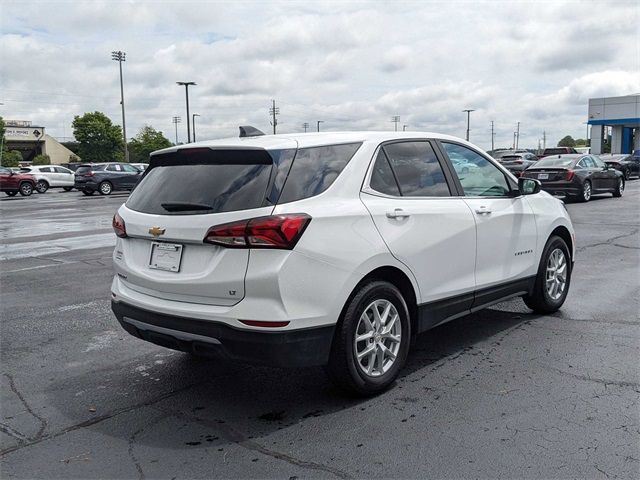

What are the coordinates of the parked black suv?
(74, 163, 142, 195)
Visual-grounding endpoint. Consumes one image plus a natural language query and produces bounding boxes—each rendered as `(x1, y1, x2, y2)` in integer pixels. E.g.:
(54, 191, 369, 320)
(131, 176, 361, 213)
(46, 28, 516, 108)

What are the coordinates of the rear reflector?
(204, 214, 311, 249)
(112, 213, 127, 238)
(239, 320, 290, 328)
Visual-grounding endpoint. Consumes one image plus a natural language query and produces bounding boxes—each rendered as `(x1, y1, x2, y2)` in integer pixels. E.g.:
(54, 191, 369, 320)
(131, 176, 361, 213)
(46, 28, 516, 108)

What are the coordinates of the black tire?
(523, 235, 571, 314)
(35, 180, 49, 193)
(82, 189, 94, 196)
(98, 181, 113, 195)
(63, 187, 73, 192)
(613, 177, 624, 197)
(19, 182, 33, 197)
(5, 191, 18, 197)
(326, 281, 411, 396)
(578, 180, 591, 202)
(623, 168, 630, 181)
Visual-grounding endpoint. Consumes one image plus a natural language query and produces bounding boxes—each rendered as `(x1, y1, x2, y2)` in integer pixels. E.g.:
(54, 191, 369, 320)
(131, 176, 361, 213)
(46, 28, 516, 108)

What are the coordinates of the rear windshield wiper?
(160, 202, 214, 212)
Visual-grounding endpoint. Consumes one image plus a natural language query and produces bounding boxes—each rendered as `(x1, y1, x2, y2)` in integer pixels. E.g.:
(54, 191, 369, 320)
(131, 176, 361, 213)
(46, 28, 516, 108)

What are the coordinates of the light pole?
(391, 116, 400, 131)
(462, 109, 475, 141)
(192, 113, 200, 142)
(176, 81, 196, 142)
(317, 120, 324, 132)
(303, 122, 309, 133)
(112, 51, 129, 162)
(515, 121, 521, 150)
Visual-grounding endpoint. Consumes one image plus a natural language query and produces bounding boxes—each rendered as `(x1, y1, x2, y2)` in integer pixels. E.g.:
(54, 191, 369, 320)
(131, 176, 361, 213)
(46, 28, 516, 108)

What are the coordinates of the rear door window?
(277, 143, 361, 204)
(369, 150, 401, 196)
(382, 141, 450, 197)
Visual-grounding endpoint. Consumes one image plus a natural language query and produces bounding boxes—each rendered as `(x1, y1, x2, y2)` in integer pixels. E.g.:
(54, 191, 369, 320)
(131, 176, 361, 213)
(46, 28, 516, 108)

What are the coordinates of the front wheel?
(99, 181, 113, 195)
(613, 177, 624, 197)
(326, 281, 411, 396)
(35, 180, 49, 193)
(523, 236, 571, 314)
(623, 168, 631, 181)
(19, 182, 33, 196)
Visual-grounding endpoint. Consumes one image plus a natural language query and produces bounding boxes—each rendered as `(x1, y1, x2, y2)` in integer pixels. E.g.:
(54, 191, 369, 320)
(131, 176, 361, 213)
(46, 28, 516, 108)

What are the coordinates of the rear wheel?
(523, 235, 571, 314)
(99, 181, 113, 195)
(613, 177, 624, 197)
(579, 180, 591, 202)
(63, 187, 73, 192)
(19, 182, 33, 196)
(82, 189, 94, 196)
(5, 191, 18, 197)
(35, 180, 49, 193)
(327, 281, 411, 396)
(623, 168, 631, 181)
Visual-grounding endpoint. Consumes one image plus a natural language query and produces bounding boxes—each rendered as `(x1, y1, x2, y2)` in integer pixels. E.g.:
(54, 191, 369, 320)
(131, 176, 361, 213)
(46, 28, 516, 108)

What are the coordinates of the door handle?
(386, 208, 410, 219)
(475, 206, 492, 215)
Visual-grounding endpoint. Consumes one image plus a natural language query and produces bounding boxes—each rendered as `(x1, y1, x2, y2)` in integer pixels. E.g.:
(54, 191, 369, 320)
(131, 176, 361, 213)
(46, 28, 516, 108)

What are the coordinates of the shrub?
(1, 150, 23, 167)
(32, 154, 51, 165)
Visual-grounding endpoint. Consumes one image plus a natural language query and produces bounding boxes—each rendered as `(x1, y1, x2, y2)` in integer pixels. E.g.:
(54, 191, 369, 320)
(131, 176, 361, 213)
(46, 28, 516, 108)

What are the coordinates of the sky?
(1, 0, 638, 150)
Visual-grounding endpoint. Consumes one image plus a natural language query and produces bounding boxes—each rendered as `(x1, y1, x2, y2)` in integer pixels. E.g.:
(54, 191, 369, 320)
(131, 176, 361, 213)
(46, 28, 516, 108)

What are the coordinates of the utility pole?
(490, 120, 495, 152)
(111, 50, 129, 162)
(462, 109, 475, 141)
(515, 121, 521, 150)
(302, 122, 309, 133)
(269, 100, 279, 134)
(543, 130, 546, 151)
(391, 115, 400, 131)
(172, 116, 181, 144)
(513, 132, 517, 150)
(403, 124, 408, 131)
(176, 82, 196, 142)
(317, 120, 324, 132)
(192, 113, 200, 142)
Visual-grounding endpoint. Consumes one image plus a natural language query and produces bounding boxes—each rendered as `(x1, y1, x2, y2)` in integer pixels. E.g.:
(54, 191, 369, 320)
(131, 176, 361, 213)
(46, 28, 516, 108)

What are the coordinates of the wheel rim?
(354, 299, 402, 377)
(619, 179, 624, 192)
(101, 183, 111, 194)
(22, 184, 32, 195)
(546, 248, 567, 301)
(36, 181, 47, 192)
(583, 182, 591, 200)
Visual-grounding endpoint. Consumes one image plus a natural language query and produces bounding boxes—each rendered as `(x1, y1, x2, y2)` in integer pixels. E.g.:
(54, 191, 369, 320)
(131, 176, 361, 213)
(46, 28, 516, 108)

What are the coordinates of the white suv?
(111, 131, 574, 395)
(20, 165, 75, 193)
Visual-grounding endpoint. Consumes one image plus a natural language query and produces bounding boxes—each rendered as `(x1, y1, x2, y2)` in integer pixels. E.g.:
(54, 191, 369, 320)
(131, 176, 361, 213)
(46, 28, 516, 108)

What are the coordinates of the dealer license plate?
(149, 242, 183, 272)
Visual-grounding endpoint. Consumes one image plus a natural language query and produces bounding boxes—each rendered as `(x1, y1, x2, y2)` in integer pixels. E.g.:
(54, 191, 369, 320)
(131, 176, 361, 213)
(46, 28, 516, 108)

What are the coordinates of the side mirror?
(518, 177, 541, 195)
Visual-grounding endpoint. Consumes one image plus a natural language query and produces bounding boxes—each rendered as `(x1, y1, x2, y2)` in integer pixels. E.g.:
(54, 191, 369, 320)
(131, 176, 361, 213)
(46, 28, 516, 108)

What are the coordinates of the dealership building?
(588, 94, 640, 155)
(3, 120, 78, 165)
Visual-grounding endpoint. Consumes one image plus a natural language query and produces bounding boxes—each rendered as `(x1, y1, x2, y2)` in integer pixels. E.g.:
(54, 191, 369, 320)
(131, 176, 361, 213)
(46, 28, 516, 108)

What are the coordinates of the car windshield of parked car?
(535, 157, 575, 168)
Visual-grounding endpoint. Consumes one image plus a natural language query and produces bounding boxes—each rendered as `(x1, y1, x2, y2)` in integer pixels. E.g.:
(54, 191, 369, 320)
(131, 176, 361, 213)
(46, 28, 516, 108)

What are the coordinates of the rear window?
(535, 157, 575, 168)
(543, 148, 569, 156)
(277, 143, 361, 204)
(76, 165, 104, 174)
(126, 149, 277, 215)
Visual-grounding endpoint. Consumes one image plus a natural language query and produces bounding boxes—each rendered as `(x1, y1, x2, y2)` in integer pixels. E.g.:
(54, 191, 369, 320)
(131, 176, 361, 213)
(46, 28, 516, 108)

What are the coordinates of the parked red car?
(0, 167, 36, 196)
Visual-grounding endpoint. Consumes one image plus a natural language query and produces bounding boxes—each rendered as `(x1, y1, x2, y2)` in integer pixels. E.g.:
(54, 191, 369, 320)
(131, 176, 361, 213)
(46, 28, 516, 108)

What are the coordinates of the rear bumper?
(528, 180, 580, 196)
(111, 300, 335, 367)
(74, 179, 98, 190)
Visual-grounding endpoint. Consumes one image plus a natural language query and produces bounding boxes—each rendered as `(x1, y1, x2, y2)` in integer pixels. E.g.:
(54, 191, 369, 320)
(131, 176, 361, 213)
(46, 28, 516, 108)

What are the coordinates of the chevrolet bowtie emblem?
(148, 226, 165, 237)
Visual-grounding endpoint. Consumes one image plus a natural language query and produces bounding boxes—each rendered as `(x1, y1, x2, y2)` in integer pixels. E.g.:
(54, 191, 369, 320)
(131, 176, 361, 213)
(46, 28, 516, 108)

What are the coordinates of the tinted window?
(75, 166, 101, 175)
(442, 142, 510, 197)
(370, 150, 401, 196)
(544, 148, 569, 155)
(55, 167, 72, 174)
(277, 143, 361, 204)
(126, 150, 275, 215)
(0, 167, 11, 174)
(591, 156, 605, 168)
(122, 164, 139, 173)
(535, 156, 576, 168)
(381, 141, 450, 197)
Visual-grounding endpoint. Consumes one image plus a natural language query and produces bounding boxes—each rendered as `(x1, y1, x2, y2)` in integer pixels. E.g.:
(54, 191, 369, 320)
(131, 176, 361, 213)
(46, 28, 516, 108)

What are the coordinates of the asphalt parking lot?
(1, 185, 639, 479)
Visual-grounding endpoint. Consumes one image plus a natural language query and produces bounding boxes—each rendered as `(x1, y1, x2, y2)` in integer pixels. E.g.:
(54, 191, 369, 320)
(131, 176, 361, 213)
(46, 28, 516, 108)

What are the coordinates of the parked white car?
(20, 165, 75, 193)
(111, 131, 575, 395)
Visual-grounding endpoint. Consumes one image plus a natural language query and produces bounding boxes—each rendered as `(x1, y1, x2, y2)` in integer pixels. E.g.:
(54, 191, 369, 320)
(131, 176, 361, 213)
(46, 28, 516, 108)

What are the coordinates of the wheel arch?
(549, 225, 573, 261)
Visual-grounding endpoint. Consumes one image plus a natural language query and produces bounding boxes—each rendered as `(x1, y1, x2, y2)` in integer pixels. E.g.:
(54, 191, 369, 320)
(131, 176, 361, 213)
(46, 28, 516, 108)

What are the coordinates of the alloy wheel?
(583, 182, 591, 201)
(354, 299, 402, 377)
(545, 248, 567, 301)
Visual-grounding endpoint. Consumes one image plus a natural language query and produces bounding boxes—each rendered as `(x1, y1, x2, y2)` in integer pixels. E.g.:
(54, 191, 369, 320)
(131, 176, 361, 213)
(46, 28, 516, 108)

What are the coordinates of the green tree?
(2, 150, 23, 167)
(72, 111, 123, 163)
(32, 154, 51, 165)
(557, 135, 576, 148)
(128, 125, 173, 163)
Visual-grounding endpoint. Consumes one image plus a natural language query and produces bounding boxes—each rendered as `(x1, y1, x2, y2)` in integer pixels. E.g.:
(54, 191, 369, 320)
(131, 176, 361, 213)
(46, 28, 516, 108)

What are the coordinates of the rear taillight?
(204, 214, 311, 249)
(112, 213, 127, 238)
(565, 170, 575, 181)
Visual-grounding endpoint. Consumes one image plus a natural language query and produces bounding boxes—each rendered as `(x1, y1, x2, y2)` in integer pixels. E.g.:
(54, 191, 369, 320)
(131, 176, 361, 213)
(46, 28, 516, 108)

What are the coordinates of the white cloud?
(0, 0, 637, 149)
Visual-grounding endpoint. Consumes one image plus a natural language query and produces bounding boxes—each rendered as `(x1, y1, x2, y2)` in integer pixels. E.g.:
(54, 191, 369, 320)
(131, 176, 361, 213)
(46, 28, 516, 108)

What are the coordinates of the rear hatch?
(75, 165, 100, 185)
(115, 144, 296, 306)
(499, 155, 525, 167)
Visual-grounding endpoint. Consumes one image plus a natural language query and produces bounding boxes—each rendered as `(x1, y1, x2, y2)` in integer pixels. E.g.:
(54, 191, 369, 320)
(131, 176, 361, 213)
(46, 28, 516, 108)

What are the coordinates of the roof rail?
(239, 126, 265, 138)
